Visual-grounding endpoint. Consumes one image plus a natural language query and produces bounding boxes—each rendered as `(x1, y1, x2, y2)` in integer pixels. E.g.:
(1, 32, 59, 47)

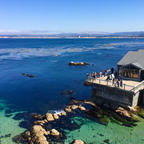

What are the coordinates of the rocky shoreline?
(12, 97, 144, 144)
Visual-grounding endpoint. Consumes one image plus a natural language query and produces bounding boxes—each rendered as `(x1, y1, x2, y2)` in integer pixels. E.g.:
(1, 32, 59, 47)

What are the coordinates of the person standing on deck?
(105, 68, 108, 76)
(120, 79, 123, 87)
(86, 73, 89, 79)
(112, 78, 115, 85)
(111, 67, 114, 74)
(117, 80, 120, 87)
(99, 72, 102, 77)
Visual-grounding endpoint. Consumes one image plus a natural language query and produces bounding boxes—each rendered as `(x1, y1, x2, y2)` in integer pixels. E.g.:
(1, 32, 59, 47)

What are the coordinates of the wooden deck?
(86, 76, 140, 91)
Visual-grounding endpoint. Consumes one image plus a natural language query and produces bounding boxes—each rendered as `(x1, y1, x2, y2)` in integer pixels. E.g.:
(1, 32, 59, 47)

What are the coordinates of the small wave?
(47, 109, 64, 114)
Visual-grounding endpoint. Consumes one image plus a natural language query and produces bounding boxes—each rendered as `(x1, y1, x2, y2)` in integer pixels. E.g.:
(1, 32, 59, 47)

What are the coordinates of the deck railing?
(86, 76, 135, 91)
(131, 81, 144, 92)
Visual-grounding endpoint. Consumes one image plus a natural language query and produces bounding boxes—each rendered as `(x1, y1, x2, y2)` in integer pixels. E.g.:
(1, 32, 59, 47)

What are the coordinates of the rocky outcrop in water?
(13, 97, 143, 144)
(50, 129, 60, 137)
(20, 102, 87, 144)
(46, 113, 55, 121)
(25, 125, 49, 144)
(69, 61, 88, 66)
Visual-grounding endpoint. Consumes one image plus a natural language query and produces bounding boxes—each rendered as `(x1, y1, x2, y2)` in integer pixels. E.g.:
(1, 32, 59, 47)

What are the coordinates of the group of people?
(112, 77, 123, 88)
(87, 67, 114, 79)
(106, 67, 123, 88)
(87, 67, 123, 88)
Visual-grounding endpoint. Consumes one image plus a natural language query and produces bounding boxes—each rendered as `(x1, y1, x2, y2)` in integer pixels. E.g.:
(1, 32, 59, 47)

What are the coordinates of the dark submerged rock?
(5, 113, 13, 117)
(137, 107, 144, 118)
(86, 108, 108, 126)
(12, 112, 34, 130)
(0, 107, 4, 111)
(68, 89, 73, 94)
(60, 89, 74, 97)
(104, 139, 110, 144)
(13, 112, 28, 120)
(5, 109, 15, 114)
(0, 134, 11, 139)
(12, 133, 27, 144)
(60, 91, 65, 95)
(84, 81, 93, 86)
(19, 120, 34, 129)
(31, 113, 44, 120)
(22, 73, 35, 78)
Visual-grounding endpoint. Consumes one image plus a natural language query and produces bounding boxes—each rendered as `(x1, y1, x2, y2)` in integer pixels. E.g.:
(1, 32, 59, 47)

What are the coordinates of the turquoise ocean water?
(0, 38, 144, 144)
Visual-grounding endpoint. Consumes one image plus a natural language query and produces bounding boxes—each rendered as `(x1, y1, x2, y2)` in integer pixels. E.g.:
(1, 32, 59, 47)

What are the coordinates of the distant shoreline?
(0, 36, 144, 39)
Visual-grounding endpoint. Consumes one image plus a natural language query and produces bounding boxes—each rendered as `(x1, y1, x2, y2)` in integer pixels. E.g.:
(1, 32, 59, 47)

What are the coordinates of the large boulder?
(53, 114, 59, 120)
(116, 107, 131, 118)
(50, 129, 60, 137)
(71, 139, 85, 144)
(31, 125, 49, 136)
(128, 106, 137, 112)
(30, 125, 50, 144)
(71, 105, 79, 110)
(64, 106, 72, 112)
(61, 111, 67, 116)
(79, 105, 86, 111)
(45, 113, 54, 121)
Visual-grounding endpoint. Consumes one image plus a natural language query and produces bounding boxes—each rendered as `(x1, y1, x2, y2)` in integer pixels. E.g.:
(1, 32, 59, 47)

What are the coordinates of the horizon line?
(0, 30, 144, 35)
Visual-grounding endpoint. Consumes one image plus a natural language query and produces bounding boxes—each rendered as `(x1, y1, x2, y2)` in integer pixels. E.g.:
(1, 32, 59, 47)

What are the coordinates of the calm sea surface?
(0, 38, 144, 144)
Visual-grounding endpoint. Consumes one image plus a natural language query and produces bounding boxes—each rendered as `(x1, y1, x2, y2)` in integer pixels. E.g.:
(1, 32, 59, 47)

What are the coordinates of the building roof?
(117, 49, 144, 69)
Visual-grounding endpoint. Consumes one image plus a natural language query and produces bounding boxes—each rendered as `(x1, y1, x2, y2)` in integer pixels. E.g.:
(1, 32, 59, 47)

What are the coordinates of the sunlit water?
(0, 38, 144, 143)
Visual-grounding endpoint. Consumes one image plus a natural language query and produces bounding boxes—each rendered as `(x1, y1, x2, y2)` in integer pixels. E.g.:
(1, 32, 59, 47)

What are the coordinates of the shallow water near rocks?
(64, 116, 144, 144)
(0, 38, 144, 143)
(0, 100, 26, 144)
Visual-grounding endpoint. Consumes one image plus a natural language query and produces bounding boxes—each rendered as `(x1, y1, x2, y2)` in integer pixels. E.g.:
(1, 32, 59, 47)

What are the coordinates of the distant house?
(117, 49, 144, 81)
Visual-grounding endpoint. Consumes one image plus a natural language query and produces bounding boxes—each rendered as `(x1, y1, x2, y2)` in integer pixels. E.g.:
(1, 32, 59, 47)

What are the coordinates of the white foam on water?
(47, 109, 64, 114)
(53, 110, 65, 114)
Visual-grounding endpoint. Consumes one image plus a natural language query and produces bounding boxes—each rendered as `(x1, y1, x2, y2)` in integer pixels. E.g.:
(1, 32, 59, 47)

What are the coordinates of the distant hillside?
(0, 31, 144, 38)
(108, 31, 144, 37)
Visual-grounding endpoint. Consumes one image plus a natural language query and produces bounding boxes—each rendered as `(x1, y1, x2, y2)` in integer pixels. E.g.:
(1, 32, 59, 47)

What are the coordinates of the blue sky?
(0, 0, 144, 33)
